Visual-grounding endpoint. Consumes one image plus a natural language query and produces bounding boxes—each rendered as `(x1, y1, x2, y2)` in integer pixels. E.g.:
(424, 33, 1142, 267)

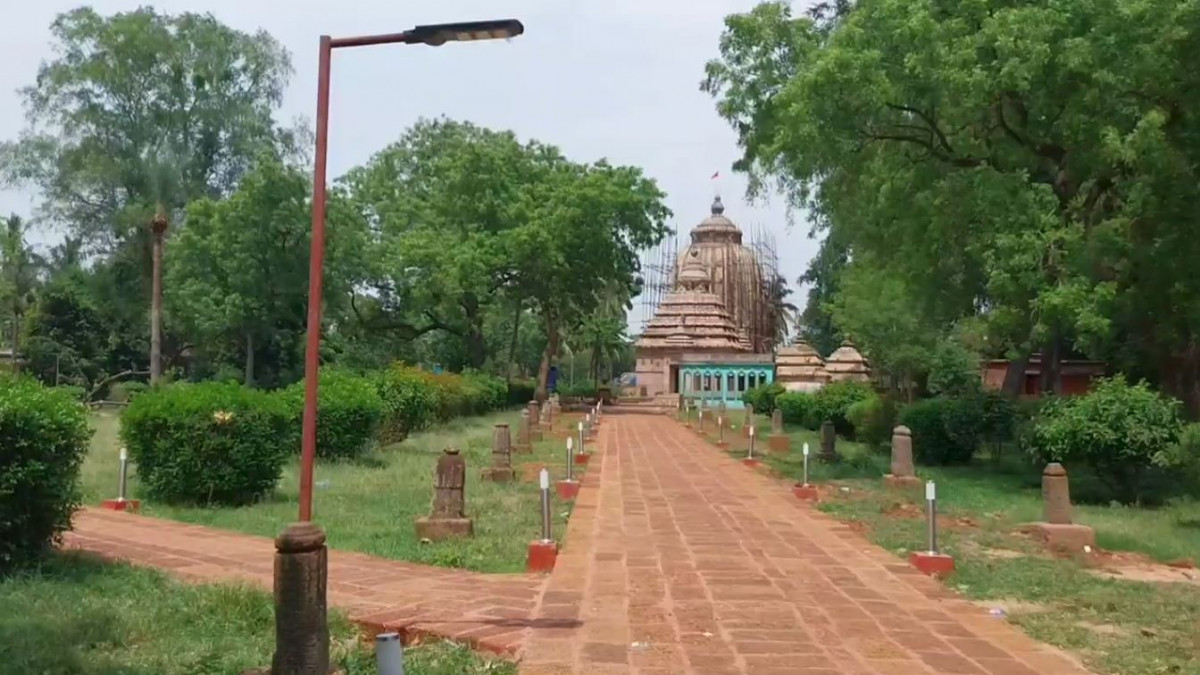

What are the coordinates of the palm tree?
(0, 215, 44, 373)
(139, 143, 185, 385)
(767, 274, 799, 347)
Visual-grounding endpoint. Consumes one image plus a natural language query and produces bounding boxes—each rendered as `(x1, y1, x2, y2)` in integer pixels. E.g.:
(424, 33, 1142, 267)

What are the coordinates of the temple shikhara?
(634, 197, 870, 408)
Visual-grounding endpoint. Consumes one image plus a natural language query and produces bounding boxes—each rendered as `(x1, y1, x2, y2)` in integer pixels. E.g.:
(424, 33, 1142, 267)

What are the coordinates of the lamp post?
(298, 19, 525, 522)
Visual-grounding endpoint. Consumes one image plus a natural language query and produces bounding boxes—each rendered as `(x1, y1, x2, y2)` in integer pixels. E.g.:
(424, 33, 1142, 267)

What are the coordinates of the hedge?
(809, 381, 874, 435)
(743, 383, 785, 416)
(121, 382, 292, 505)
(0, 377, 91, 572)
(281, 370, 383, 460)
(374, 365, 509, 445)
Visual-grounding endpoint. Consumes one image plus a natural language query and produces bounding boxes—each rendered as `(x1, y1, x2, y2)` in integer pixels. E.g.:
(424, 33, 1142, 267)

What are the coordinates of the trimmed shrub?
(459, 371, 507, 415)
(846, 393, 897, 448)
(1027, 376, 1182, 504)
(810, 380, 874, 434)
(281, 370, 383, 460)
(776, 392, 814, 427)
(121, 382, 292, 505)
(557, 381, 599, 399)
(375, 365, 439, 444)
(743, 382, 785, 416)
(0, 378, 91, 571)
(508, 379, 537, 405)
(53, 385, 87, 403)
(899, 397, 979, 465)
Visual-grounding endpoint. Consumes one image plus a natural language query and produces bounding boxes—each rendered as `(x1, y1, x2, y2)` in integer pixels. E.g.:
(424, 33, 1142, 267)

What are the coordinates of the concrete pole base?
(482, 467, 515, 482)
(715, 441, 730, 450)
(1026, 522, 1096, 553)
(414, 517, 474, 540)
(526, 540, 559, 573)
(884, 475, 922, 488)
(100, 498, 141, 513)
(909, 551, 955, 578)
(556, 479, 580, 501)
(271, 522, 329, 675)
(792, 484, 819, 502)
(742, 458, 763, 469)
(573, 452, 590, 466)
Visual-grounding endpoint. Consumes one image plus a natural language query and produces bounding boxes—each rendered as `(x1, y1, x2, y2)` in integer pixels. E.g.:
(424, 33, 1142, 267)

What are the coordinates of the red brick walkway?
(519, 412, 1092, 675)
(66, 412, 1093, 674)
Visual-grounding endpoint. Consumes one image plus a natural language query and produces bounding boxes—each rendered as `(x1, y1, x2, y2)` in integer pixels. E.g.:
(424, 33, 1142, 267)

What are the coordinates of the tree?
(0, 216, 43, 371)
(704, 0, 1200, 411)
(167, 157, 362, 387)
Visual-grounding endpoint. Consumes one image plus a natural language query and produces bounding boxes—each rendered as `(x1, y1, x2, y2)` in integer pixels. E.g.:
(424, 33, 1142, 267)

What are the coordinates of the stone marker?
(482, 424, 514, 482)
(540, 403, 552, 432)
(271, 522, 329, 675)
(415, 449, 473, 540)
(1028, 463, 1095, 552)
(768, 408, 790, 454)
(742, 404, 755, 438)
(514, 410, 533, 454)
(527, 400, 543, 442)
(885, 425, 920, 487)
(819, 420, 838, 462)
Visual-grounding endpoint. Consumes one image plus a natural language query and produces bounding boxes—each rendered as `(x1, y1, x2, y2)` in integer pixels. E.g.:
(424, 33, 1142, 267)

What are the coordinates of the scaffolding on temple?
(745, 221, 786, 352)
(637, 232, 678, 333)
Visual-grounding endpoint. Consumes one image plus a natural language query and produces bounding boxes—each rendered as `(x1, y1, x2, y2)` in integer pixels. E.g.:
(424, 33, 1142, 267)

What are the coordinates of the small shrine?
(825, 340, 871, 383)
(774, 340, 829, 392)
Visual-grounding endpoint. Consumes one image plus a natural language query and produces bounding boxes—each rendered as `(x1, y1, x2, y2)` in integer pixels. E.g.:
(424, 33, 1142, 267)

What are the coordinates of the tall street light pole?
(299, 19, 525, 522)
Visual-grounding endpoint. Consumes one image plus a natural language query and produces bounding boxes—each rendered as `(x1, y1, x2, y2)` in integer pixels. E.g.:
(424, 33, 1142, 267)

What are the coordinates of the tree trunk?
(244, 331, 256, 387)
(462, 293, 487, 370)
(1001, 354, 1029, 397)
(535, 314, 559, 403)
(149, 207, 168, 385)
(1039, 332, 1064, 396)
(10, 311, 20, 375)
(507, 303, 521, 383)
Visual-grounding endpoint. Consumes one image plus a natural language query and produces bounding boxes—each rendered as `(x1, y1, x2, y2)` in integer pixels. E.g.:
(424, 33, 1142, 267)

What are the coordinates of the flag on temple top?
(711, 171, 719, 179)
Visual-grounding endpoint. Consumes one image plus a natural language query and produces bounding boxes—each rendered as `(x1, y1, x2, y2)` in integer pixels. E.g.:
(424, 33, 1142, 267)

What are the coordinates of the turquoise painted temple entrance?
(678, 364, 774, 409)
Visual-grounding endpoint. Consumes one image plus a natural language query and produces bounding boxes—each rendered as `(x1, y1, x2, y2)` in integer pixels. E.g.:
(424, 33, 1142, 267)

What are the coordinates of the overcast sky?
(0, 0, 817, 328)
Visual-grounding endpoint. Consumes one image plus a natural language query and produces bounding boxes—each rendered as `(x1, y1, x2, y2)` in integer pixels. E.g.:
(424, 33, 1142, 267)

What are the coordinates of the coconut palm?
(0, 215, 44, 373)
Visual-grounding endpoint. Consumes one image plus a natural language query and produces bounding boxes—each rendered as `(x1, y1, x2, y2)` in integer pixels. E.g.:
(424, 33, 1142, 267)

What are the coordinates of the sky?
(0, 0, 818, 329)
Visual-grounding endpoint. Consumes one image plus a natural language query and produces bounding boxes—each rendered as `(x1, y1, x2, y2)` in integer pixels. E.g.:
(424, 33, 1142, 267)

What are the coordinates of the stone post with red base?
(101, 447, 140, 512)
(742, 427, 762, 468)
(909, 481, 955, 577)
(792, 443, 819, 502)
(1027, 463, 1096, 553)
(884, 426, 921, 487)
(527, 469, 559, 573)
(768, 408, 791, 454)
(415, 449, 474, 540)
(482, 424, 515, 482)
(557, 437, 580, 501)
(741, 404, 754, 438)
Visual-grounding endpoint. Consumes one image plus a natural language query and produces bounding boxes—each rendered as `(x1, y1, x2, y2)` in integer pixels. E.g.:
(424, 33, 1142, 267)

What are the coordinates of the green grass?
(0, 552, 514, 675)
(83, 410, 585, 573)
(694, 416, 1200, 675)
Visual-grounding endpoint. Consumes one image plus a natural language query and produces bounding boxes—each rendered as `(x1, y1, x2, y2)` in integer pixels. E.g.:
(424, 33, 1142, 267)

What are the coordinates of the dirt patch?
(1086, 550, 1200, 586)
(880, 501, 979, 530)
(971, 597, 1053, 615)
(960, 539, 1029, 560)
(1076, 621, 1130, 637)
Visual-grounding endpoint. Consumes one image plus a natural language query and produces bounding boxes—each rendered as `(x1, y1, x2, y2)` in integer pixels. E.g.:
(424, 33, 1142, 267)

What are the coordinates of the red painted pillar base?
(100, 498, 141, 513)
(792, 484, 819, 502)
(909, 551, 955, 577)
(556, 480, 580, 501)
(715, 441, 730, 450)
(526, 540, 558, 573)
(742, 458, 762, 469)
(574, 452, 590, 466)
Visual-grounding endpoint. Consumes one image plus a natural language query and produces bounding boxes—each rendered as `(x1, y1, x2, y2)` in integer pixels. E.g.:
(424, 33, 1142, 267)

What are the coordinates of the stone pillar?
(771, 408, 783, 435)
(820, 421, 838, 462)
(718, 400, 728, 428)
(742, 404, 754, 438)
(885, 426, 919, 486)
(271, 522, 329, 675)
(483, 424, 514, 482)
(768, 408, 790, 454)
(1042, 463, 1073, 524)
(515, 410, 533, 454)
(527, 400, 543, 442)
(1029, 463, 1095, 552)
(415, 449, 473, 540)
(540, 403, 552, 432)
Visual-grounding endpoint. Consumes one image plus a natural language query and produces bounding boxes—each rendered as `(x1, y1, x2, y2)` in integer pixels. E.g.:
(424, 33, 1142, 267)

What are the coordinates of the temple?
(633, 197, 871, 408)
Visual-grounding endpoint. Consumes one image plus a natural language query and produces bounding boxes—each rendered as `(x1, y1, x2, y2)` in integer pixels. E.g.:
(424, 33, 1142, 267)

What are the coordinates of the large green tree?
(705, 0, 1200, 410)
(0, 216, 43, 371)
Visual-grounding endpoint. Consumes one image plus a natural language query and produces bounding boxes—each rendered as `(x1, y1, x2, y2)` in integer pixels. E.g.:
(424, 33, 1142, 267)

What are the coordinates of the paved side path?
(64, 509, 550, 655)
(519, 412, 1092, 675)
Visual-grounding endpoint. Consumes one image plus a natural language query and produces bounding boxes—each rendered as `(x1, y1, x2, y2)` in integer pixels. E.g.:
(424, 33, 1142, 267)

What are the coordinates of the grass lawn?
(82, 409, 587, 573)
(692, 413, 1200, 675)
(0, 552, 513, 675)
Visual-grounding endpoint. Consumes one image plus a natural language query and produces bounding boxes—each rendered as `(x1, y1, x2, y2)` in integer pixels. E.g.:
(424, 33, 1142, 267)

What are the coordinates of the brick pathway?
(519, 412, 1093, 675)
(64, 509, 550, 655)
(66, 411, 1093, 674)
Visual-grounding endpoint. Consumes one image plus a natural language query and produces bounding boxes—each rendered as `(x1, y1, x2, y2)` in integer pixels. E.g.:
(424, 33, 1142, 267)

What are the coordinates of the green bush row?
(122, 365, 512, 506)
(1, 377, 92, 572)
(746, 381, 874, 436)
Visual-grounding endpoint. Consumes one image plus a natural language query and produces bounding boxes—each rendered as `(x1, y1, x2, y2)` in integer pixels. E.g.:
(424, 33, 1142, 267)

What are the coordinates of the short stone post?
(514, 410, 533, 454)
(540, 403, 552, 432)
(527, 400, 543, 442)
(271, 522, 329, 675)
(768, 408, 790, 454)
(742, 404, 754, 438)
(885, 425, 920, 487)
(819, 420, 838, 462)
(414, 449, 473, 540)
(482, 424, 514, 482)
(1029, 463, 1095, 552)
